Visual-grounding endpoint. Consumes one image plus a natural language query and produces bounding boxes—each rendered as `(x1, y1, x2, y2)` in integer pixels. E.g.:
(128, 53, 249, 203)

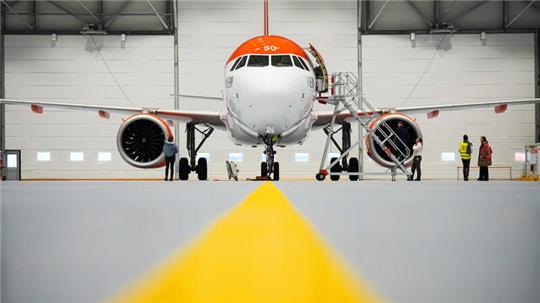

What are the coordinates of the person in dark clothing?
(477, 136, 493, 181)
(163, 135, 179, 181)
(408, 138, 423, 181)
(394, 121, 410, 161)
(459, 134, 473, 181)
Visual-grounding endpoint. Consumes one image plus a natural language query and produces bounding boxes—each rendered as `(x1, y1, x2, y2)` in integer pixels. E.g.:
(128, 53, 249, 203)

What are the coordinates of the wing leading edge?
(0, 99, 226, 127)
(313, 98, 540, 126)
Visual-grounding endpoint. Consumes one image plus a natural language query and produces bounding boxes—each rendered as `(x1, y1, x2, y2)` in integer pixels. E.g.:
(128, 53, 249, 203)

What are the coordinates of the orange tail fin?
(264, 0, 269, 36)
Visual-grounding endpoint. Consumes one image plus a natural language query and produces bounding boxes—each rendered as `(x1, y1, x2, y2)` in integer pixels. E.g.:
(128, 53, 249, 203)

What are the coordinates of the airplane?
(1, 0, 540, 181)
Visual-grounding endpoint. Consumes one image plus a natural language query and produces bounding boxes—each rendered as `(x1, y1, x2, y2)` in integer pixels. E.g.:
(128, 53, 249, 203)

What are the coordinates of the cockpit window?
(230, 57, 242, 71)
(271, 55, 292, 67)
(299, 57, 310, 71)
(292, 56, 305, 70)
(235, 56, 248, 70)
(247, 55, 269, 67)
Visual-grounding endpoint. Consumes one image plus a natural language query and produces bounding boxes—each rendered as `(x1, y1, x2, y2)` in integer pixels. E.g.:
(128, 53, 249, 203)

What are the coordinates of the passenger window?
(235, 56, 248, 70)
(230, 57, 242, 71)
(247, 55, 269, 67)
(292, 56, 305, 70)
(299, 57, 310, 71)
(272, 55, 292, 67)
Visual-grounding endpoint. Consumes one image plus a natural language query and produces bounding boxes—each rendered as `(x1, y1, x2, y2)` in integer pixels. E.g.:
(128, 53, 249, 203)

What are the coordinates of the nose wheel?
(261, 135, 280, 181)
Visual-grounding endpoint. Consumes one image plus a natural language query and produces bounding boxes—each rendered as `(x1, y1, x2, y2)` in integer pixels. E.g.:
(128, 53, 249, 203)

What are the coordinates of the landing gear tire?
(348, 157, 359, 181)
(273, 162, 280, 181)
(261, 162, 268, 178)
(179, 157, 190, 181)
(196, 158, 208, 181)
(330, 157, 341, 181)
(316, 173, 326, 181)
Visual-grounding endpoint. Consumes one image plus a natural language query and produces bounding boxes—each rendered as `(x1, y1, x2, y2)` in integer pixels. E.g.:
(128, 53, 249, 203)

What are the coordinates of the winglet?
(494, 104, 507, 114)
(31, 104, 43, 114)
(98, 110, 110, 119)
(427, 109, 439, 119)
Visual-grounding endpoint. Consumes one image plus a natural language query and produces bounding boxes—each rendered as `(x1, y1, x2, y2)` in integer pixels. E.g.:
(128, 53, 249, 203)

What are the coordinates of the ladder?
(317, 72, 412, 181)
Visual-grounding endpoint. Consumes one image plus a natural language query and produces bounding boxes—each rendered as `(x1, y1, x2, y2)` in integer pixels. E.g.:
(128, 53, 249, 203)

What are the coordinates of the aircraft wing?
(0, 99, 226, 127)
(313, 98, 540, 126)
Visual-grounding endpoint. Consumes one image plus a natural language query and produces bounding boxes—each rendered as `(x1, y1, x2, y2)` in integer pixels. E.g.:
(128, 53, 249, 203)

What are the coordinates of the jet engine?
(365, 113, 423, 168)
(117, 114, 172, 169)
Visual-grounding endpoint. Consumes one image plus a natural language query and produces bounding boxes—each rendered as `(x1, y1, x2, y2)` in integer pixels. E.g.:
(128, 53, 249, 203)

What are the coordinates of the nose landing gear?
(260, 134, 280, 181)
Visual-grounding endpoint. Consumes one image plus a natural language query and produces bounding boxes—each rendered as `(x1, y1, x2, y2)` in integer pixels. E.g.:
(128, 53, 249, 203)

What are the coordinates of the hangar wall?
(361, 33, 536, 179)
(4, 35, 175, 179)
(3, 0, 537, 180)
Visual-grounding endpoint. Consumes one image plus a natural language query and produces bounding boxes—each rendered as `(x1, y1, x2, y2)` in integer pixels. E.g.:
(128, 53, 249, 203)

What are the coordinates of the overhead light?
(121, 33, 126, 42)
(81, 24, 107, 35)
(410, 32, 416, 41)
(480, 32, 486, 41)
(429, 23, 457, 34)
(51, 33, 57, 42)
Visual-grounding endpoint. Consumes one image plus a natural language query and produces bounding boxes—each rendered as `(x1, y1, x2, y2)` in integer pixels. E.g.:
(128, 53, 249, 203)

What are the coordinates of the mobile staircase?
(315, 72, 412, 181)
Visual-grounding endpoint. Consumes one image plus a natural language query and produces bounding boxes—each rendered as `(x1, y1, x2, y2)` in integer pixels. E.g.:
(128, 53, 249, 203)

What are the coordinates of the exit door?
(4, 150, 21, 181)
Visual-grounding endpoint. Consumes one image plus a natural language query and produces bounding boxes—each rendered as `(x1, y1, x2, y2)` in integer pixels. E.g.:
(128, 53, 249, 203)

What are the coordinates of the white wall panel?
(5, 35, 174, 179)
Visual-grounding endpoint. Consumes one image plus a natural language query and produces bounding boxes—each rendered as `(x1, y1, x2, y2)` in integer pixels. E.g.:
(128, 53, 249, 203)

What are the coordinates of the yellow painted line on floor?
(109, 182, 383, 303)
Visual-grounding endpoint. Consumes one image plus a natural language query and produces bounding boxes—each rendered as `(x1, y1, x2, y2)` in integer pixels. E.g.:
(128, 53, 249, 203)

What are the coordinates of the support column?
(535, 30, 540, 143)
(357, 0, 364, 179)
(173, 0, 180, 177)
(1, 3, 6, 180)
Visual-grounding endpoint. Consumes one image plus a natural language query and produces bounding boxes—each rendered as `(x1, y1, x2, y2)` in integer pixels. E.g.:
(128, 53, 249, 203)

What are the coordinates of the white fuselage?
(222, 54, 318, 146)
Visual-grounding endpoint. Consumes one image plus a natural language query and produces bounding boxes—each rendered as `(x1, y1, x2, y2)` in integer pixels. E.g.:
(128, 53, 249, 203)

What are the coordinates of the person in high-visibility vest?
(459, 134, 473, 181)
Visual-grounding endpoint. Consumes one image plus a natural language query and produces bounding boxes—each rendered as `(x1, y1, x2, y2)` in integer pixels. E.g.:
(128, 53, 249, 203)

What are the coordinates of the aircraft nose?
(234, 71, 306, 135)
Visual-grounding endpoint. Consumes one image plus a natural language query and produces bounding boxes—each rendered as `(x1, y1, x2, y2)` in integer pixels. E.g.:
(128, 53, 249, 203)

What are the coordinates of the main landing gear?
(316, 122, 359, 182)
(178, 122, 214, 181)
(260, 134, 280, 181)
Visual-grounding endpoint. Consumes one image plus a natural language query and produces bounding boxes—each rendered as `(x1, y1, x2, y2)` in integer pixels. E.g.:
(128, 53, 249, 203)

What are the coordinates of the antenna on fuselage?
(264, 0, 269, 35)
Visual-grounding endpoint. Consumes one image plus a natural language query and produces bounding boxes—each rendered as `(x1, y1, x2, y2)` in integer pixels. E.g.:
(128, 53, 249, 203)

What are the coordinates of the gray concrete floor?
(1, 181, 540, 303)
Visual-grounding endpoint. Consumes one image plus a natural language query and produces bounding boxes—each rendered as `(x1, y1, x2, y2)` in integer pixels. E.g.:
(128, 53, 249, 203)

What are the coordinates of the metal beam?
(77, 0, 100, 25)
(104, 0, 131, 28)
(405, 0, 433, 28)
(1, 2, 5, 179)
(433, 0, 440, 29)
(0, 0, 33, 31)
(173, 0, 180, 178)
(449, 0, 490, 23)
(46, 0, 90, 24)
(506, 0, 537, 28)
(146, 0, 169, 31)
(368, 0, 389, 30)
(534, 30, 540, 143)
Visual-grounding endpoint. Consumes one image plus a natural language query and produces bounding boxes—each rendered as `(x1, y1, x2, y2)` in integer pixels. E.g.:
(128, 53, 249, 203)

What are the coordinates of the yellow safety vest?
(459, 141, 471, 160)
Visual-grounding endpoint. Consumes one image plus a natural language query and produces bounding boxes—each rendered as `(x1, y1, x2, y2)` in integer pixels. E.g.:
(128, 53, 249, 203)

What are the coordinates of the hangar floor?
(1, 181, 540, 303)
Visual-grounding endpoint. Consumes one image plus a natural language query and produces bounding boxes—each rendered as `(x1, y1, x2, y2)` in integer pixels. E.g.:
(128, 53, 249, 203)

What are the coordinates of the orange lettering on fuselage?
(227, 35, 309, 64)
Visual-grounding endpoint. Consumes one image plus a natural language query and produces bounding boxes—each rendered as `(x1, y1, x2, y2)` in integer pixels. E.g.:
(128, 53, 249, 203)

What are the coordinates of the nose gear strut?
(260, 134, 280, 181)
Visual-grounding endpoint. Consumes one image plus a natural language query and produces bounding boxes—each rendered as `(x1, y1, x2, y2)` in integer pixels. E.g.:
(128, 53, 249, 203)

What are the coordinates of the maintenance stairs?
(316, 72, 412, 181)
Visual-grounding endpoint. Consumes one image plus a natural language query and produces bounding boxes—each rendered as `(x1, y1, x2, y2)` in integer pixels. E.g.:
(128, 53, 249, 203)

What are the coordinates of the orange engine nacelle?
(365, 113, 423, 168)
(117, 113, 172, 169)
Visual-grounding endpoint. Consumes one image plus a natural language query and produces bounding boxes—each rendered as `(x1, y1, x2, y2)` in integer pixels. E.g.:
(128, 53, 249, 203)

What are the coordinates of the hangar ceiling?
(1, 1, 539, 35)
(1, 0, 173, 34)
(361, 0, 540, 34)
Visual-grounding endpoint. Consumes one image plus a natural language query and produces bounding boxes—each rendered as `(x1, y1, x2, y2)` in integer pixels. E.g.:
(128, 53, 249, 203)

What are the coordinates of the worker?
(163, 135, 178, 181)
(408, 138, 423, 181)
(459, 134, 473, 181)
(477, 136, 493, 181)
(394, 121, 410, 161)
